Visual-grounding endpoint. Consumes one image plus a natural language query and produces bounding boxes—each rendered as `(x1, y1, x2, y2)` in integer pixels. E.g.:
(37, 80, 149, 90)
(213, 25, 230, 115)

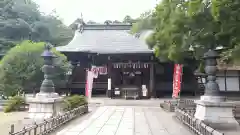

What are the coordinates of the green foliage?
(0, 40, 71, 96)
(4, 96, 25, 113)
(150, 0, 193, 63)
(63, 95, 87, 111)
(130, 10, 155, 34)
(146, 33, 156, 49)
(130, 23, 141, 34)
(87, 20, 97, 24)
(38, 15, 74, 46)
(198, 61, 205, 73)
(123, 15, 134, 24)
(211, 0, 240, 63)
(145, 0, 240, 66)
(0, 0, 73, 54)
(113, 20, 121, 24)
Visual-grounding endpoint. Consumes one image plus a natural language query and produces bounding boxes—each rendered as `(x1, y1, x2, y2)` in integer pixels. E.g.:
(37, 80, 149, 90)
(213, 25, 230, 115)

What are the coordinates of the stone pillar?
(194, 49, 239, 129)
(27, 43, 63, 120)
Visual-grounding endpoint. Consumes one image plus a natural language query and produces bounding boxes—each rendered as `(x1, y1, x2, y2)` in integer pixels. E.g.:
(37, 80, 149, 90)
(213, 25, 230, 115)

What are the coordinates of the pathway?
(0, 112, 33, 135)
(57, 106, 193, 135)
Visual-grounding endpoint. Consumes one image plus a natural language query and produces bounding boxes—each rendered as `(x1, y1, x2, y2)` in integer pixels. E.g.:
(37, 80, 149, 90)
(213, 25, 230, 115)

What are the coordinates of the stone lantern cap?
(41, 43, 55, 57)
(203, 49, 220, 59)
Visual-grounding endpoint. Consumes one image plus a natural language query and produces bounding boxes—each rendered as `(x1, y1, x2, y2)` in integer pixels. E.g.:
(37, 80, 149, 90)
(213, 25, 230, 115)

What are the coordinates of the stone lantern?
(27, 43, 63, 120)
(194, 49, 239, 129)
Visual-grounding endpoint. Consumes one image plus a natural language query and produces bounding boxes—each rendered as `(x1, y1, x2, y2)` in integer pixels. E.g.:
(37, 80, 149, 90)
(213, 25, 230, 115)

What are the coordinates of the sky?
(34, 0, 160, 25)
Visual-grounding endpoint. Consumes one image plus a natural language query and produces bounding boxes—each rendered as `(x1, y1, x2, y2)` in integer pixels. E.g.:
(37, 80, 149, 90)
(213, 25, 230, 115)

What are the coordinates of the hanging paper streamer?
(91, 66, 108, 78)
(112, 62, 150, 68)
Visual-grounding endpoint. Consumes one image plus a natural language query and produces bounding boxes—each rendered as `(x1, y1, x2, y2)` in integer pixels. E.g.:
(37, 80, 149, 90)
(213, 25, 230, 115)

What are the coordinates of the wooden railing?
(160, 99, 196, 112)
(174, 99, 240, 135)
(177, 99, 196, 110)
(175, 108, 224, 135)
(160, 100, 178, 112)
(233, 103, 240, 124)
(9, 104, 88, 135)
(176, 99, 240, 124)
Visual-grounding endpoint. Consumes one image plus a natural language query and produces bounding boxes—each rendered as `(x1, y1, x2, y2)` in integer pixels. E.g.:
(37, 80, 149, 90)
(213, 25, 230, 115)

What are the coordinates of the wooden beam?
(107, 56, 112, 98)
(149, 62, 155, 98)
(238, 71, 240, 91)
(224, 70, 227, 91)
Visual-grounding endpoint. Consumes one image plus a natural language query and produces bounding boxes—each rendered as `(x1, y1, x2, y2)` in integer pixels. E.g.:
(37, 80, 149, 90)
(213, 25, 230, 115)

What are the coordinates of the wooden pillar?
(149, 62, 155, 98)
(224, 70, 227, 91)
(238, 71, 240, 91)
(106, 56, 112, 98)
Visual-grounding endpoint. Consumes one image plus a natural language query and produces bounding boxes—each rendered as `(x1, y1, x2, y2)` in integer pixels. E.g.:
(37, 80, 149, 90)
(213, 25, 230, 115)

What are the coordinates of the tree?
(211, 0, 240, 64)
(113, 20, 121, 24)
(145, 0, 214, 63)
(38, 15, 74, 46)
(0, 40, 71, 96)
(130, 10, 155, 34)
(104, 20, 112, 24)
(0, 0, 35, 52)
(145, 0, 240, 71)
(0, 0, 73, 53)
(87, 20, 97, 24)
(123, 15, 134, 24)
(148, 0, 191, 63)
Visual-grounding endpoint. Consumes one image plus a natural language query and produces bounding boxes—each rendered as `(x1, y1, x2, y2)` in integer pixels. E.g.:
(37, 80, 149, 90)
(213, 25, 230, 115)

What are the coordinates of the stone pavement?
(58, 106, 193, 135)
(88, 97, 199, 107)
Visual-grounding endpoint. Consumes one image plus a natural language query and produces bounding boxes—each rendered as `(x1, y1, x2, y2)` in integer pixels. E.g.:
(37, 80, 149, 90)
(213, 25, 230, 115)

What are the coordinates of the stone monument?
(27, 43, 63, 120)
(194, 49, 239, 129)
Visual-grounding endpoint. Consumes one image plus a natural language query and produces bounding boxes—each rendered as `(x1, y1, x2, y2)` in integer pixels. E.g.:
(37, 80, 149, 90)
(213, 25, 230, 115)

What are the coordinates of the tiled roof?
(56, 24, 153, 54)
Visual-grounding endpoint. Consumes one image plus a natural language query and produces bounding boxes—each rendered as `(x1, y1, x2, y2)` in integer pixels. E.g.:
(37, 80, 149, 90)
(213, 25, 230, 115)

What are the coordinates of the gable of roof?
(56, 24, 153, 54)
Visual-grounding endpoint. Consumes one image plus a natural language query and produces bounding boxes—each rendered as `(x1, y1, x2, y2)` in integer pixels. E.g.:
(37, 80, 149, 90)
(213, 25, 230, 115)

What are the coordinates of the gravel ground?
(0, 111, 36, 135)
(0, 103, 99, 135)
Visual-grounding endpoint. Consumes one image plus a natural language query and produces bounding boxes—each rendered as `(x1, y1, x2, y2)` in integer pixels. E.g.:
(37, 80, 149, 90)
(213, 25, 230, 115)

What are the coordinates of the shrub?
(4, 96, 25, 113)
(63, 95, 87, 111)
(0, 40, 71, 97)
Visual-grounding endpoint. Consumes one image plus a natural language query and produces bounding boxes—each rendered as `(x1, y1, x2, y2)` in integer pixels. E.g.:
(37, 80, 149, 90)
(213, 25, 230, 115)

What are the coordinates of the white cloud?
(34, 0, 159, 25)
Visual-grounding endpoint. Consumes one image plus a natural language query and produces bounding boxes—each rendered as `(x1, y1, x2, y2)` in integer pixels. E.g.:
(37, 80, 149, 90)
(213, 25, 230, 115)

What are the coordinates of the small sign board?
(142, 85, 147, 97)
(115, 91, 120, 95)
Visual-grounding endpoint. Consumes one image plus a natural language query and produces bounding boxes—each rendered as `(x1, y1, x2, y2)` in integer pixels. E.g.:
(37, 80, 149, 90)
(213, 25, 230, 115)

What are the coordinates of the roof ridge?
(82, 24, 132, 30)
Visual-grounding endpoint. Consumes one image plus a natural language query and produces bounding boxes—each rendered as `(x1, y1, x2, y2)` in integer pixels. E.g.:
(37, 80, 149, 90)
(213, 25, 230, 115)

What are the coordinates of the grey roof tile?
(56, 24, 153, 54)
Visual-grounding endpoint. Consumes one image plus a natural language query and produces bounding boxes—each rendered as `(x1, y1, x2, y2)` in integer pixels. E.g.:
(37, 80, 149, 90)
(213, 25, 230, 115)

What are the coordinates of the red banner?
(172, 64, 183, 98)
(85, 70, 94, 99)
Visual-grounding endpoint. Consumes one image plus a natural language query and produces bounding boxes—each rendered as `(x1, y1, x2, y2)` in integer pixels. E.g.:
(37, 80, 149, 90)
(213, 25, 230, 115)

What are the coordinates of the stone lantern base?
(27, 92, 64, 120)
(194, 96, 239, 130)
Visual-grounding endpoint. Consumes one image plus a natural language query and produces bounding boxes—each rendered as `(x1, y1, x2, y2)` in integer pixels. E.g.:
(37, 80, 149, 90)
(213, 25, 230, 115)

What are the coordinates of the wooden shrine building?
(56, 22, 198, 98)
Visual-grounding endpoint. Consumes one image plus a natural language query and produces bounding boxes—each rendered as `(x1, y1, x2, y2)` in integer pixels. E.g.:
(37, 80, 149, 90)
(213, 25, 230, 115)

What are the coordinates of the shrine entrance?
(111, 62, 151, 98)
(121, 70, 143, 87)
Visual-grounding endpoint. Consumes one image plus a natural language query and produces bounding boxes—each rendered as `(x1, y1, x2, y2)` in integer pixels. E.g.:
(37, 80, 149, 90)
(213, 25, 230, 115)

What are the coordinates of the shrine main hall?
(56, 22, 198, 98)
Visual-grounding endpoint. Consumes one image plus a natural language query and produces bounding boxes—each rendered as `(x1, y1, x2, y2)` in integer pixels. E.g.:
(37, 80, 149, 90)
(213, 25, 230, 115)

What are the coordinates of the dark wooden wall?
(62, 52, 199, 96)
